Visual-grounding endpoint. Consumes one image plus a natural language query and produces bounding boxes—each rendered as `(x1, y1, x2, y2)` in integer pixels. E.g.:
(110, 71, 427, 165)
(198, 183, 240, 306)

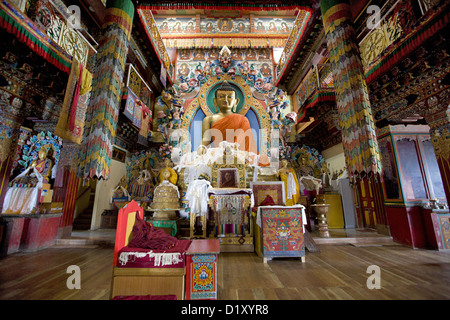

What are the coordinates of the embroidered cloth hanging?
(211, 194, 247, 236)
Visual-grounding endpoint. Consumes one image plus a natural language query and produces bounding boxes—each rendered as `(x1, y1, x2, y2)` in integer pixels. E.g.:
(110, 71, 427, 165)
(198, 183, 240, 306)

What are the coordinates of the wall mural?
(155, 16, 294, 35)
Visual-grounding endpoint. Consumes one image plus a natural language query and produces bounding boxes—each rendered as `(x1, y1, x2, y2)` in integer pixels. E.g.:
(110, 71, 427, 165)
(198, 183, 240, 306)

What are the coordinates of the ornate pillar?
(321, 0, 387, 230)
(79, 0, 134, 180)
(320, 0, 381, 177)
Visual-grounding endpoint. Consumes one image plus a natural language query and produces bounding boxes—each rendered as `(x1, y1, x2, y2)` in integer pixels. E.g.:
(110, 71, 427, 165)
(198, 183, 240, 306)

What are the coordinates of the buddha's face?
(214, 90, 238, 113)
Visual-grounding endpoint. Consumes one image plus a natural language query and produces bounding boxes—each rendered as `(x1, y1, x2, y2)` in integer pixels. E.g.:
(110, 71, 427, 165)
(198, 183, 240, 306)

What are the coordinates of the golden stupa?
(150, 163, 181, 219)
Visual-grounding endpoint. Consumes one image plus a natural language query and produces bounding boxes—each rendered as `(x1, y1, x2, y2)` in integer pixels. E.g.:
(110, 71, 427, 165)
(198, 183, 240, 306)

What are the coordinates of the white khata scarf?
(118, 251, 184, 267)
(286, 172, 297, 200)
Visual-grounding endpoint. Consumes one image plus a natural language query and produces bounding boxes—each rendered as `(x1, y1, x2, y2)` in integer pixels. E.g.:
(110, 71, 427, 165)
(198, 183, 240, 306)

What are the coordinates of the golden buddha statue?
(201, 81, 257, 155)
(15, 146, 54, 185)
(158, 158, 178, 185)
(31, 147, 53, 183)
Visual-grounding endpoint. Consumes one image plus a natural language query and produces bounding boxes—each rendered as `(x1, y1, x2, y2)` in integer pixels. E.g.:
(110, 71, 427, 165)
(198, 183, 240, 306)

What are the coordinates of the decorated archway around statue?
(181, 74, 270, 152)
(18, 131, 63, 172)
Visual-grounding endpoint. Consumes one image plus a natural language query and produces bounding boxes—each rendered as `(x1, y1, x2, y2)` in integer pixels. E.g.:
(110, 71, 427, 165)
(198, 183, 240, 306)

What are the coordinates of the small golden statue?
(14, 146, 54, 185)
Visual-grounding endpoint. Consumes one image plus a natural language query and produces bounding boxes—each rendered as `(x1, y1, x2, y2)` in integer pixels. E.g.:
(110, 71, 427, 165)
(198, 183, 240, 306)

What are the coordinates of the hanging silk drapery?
(78, 0, 134, 180)
(321, 0, 381, 178)
(55, 59, 92, 144)
(212, 194, 247, 236)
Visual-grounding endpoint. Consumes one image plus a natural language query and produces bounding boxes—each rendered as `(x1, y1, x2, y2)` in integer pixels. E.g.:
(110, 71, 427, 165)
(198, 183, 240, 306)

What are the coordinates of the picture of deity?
(231, 49, 242, 60)
(258, 48, 271, 60)
(185, 21, 195, 33)
(236, 22, 245, 33)
(159, 21, 169, 32)
(268, 22, 277, 32)
(245, 49, 257, 60)
(173, 21, 182, 33)
(255, 21, 265, 32)
(203, 21, 216, 33)
(193, 49, 205, 60)
(260, 63, 272, 77)
(178, 63, 190, 77)
(179, 49, 191, 60)
(218, 18, 233, 32)
(208, 50, 219, 60)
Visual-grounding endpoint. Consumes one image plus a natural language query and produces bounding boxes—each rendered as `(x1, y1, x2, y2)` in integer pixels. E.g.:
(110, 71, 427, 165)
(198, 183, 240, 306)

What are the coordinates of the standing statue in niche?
(201, 81, 258, 156)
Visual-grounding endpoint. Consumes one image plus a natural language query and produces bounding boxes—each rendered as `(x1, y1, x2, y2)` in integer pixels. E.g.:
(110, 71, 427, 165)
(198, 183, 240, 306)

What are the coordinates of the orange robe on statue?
(211, 113, 269, 166)
(211, 113, 257, 153)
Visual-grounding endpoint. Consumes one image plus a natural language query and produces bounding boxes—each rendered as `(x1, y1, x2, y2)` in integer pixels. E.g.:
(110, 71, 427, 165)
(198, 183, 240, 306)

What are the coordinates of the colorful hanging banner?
(321, 0, 381, 177)
(78, 0, 134, 180)
(55, 59, 92, 144)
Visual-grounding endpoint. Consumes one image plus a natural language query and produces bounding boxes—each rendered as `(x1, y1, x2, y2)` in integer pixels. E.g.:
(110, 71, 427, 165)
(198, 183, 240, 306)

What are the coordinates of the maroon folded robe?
(128, 213, 178, 250)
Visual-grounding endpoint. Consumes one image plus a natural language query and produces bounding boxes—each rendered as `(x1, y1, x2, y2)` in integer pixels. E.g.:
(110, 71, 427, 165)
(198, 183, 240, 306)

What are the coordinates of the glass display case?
(379, 125, 446, 203)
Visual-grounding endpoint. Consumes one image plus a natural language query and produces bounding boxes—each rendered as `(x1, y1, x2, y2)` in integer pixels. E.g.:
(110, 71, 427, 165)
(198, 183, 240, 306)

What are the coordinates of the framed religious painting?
(210, 152, 246, 189)
(250, 181, 285, 206)
(218, 168, 238, 188)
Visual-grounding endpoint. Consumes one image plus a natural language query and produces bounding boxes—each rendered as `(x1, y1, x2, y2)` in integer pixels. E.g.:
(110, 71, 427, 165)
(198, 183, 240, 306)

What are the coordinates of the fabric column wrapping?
(321, 0, 381, 178)
(78, 0, 134, 180)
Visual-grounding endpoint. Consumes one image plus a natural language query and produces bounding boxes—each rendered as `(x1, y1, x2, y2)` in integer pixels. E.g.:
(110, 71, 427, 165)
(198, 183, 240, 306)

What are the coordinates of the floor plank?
(1, 243, 449, 300)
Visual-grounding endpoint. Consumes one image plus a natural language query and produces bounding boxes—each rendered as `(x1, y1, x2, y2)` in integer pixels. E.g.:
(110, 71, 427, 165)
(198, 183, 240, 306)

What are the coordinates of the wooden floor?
(1, 242, 449, 300)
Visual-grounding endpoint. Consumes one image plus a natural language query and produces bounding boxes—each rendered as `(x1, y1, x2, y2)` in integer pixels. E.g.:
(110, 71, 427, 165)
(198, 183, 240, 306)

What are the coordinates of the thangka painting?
(260, 206, 305, 258)
(211, 194, 247, 236)
(124, 88, 136, 121)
